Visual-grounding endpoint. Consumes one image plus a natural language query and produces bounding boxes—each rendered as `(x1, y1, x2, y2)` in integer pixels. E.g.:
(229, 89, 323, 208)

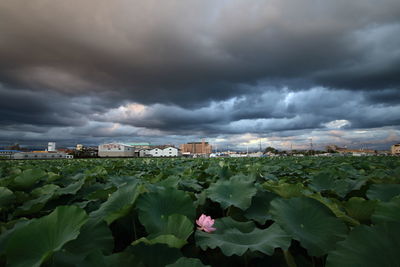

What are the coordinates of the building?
(0, 150, 21, 159)
(124, 143, 151, 149)
(12, 152, 73, 159)
(180, 140, 212, 155)
(98, 143, 135, 157)
(73, 146, 98, 158)
(48, 142, 56, 152)
(142, 146, 179, 157)
(392, 144, 400, 155)
(76, 144, 84, 151)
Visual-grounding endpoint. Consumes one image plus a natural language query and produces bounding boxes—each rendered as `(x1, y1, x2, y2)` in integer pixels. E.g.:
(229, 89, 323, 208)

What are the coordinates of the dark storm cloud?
(0, 84, 114, 127)
(1, 0, 400, 147)
(1, 0, 400, 107)
(93, 88, 400, 136)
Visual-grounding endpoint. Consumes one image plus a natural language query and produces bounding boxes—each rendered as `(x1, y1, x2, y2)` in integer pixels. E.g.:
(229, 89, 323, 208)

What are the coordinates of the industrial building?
(392, 144, 400, 155)
(0, 150, 21, 159)
(98, 143, 135, 157)
(180, 140, 212, 155)
(124, 143, 151, 149)
(12, 152, 73, 159)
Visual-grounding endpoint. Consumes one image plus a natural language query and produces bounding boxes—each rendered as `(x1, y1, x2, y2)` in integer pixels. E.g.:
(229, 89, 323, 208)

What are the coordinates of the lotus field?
(1, 157, 400, 267)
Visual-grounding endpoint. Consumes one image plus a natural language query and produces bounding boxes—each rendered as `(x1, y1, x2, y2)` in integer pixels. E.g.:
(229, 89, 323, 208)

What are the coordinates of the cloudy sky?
(1, 0, 400, 150)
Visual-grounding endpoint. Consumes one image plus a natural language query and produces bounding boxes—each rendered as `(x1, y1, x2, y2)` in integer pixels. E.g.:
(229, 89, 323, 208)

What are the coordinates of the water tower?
(48, 142, 56, 152)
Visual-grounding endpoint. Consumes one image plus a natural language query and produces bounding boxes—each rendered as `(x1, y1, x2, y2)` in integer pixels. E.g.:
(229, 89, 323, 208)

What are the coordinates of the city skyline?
(1, 0, 400, 150)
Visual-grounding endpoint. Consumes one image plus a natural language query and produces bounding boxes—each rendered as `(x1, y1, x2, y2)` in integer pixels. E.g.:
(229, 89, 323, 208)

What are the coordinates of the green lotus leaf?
(0, 219, 30, 254)
(263, 181, 307, 198)
(57, 179, 85, 195)
(77, 249, 108, 267)
(206, 175, 257, 210)
(166, 257, 210, 267)
(104, 250, 144, 267)
(11, 169, 47, 190)
(14, 184, 61, 216)
(90, 181, 142, 225)
(133, 214, 193, 248)
(270, 197, 348, 256)
(46, 172, 61, 182)
(326, 222, 400, 267)
(64, 218, 114, 256)
(5, 205, 88, 267)
(14, 194, 54, 216)
(0, 187, 15, 208)
(132, 234, 187, 249)
(244, 190, 277, 224)
(76, 249, 144, 267)
(367, 184, 400, 202)
(130, 243, 182, 267)
(308, 171, 336, 189)
(344, 197, 378, 223)
(309, 172, 351, 197)
(307, 193, 359, 226)
(151, 214, 194, 239)
(137, 188, 195, 234)
(372, 196, 400, 224)
(195, 217, 291, 256)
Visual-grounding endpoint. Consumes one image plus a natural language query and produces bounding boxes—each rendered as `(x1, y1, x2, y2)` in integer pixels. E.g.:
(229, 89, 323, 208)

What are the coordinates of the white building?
(48, 142, 56, 152)
(98, 143, 135, 157)
(141, 146, 179, 157)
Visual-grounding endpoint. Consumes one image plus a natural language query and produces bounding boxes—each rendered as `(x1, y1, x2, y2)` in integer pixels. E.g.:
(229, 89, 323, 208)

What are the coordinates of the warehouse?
(12, 152, 73, 159)
(0, 150, 21, 159)
(98, 143, 135, 157)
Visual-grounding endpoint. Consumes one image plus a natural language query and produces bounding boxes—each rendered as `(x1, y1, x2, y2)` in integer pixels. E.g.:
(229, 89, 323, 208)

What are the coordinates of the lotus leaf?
(5, 205, 88, 267)
(0, 187, 15, 208)
(263, 181, 307, 198)
(326, 222, 400, 267)
(270, 197, 348, 256)
(90, 181, 142, 225)
(244, 190, 277, 224)
(195, 217, 291, 256)
(206, 175, 257, 210)
(344, 197, 378, 222)
(12, 169, 47, 190)
(137, 188, 195, 234)
(367, 184, 400, 201)
(133, 214, 193, 248)
(371, 196, 400, 224)
(130, 243, 182, 267)
(166, 257, 210, 267)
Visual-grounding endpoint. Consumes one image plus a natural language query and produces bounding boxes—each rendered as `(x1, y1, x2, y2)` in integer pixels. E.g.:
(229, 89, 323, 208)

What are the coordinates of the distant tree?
(264, 146, 278, 154)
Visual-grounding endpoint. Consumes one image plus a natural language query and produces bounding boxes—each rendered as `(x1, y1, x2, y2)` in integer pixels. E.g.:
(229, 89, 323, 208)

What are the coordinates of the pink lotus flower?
(196, 214, 216, 233)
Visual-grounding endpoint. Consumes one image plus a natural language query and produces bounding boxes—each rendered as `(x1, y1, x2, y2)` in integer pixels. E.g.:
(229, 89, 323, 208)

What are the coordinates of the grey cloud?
(1, 0, 400, 108)
(1, 0, 400, 149)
